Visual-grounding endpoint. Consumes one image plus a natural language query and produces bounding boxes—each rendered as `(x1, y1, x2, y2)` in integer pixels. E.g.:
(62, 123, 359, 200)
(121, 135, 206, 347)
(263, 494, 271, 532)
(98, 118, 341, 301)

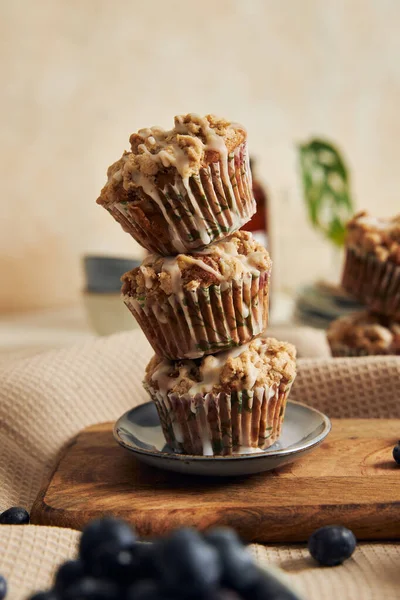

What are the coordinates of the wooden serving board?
(31, 419, 400, 543)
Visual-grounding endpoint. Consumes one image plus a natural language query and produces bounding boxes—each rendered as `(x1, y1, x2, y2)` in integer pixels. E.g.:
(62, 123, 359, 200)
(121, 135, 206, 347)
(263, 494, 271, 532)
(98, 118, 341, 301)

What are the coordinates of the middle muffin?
(122, 230, 272, 359)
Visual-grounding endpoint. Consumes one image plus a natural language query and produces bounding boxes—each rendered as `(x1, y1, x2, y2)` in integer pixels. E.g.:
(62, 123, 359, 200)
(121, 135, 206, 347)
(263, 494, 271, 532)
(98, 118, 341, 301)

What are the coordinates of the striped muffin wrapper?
(342, 247, 400, 320)
(123, 271, 270, 360)
(107, 141, 256, 255)
(151, 380, 295, 456)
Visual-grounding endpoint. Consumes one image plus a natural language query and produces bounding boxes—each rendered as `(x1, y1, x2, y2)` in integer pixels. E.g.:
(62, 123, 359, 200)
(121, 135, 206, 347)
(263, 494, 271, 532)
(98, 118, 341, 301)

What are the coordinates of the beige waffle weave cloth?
(0, 330, 399, 600)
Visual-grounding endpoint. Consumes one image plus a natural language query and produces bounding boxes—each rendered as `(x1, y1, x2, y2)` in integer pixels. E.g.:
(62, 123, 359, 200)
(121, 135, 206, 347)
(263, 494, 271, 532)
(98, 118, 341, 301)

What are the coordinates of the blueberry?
(308, 525, 356, 566)
(85, 541, 138, 583)
(0, 507, 30, 525)
(393, 444, 400, 465)
(63, 577, 119, 599)
(126, 580, 167, 600)
(153, 528, 221, 597)
(54, 560, 84, 592)
(243, 569, 300, 600)
(29, 593, 58, 600)
(204, 528, 259, 591)
(79, 517, 136, 565)
(132, 543, 159, 581)
(0, 575, 6, 600)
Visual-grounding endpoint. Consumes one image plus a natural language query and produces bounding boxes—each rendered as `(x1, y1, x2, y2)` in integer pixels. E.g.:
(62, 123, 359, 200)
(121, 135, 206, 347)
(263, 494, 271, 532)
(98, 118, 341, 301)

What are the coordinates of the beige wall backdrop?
(1, 0, 399, 311)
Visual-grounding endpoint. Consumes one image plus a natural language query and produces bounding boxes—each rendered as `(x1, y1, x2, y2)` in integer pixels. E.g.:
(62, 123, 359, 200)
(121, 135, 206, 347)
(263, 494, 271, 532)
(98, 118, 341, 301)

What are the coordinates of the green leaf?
(298, 138, 355, 247)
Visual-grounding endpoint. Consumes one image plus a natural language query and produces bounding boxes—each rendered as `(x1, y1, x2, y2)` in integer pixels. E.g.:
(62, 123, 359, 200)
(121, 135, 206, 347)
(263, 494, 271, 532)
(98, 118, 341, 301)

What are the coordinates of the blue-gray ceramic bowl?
(83, 255, 141, 293)
(114, 401, 331, 477)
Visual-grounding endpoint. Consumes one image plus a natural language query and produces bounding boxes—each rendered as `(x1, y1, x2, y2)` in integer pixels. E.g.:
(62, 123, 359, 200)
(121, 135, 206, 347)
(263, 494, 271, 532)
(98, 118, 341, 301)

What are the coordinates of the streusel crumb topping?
(144, 337, 296, 396)
(121, 230, 271, 300)
(97, 114, 246, 207)
(346, 211, 400, 264)
(327, 311, 400, 353)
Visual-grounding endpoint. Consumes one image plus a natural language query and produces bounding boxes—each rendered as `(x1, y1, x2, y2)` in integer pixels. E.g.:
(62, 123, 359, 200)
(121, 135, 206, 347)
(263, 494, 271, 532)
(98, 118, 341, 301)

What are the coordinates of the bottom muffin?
(327, 311, 400, 357)
(144, 337, 297, 456)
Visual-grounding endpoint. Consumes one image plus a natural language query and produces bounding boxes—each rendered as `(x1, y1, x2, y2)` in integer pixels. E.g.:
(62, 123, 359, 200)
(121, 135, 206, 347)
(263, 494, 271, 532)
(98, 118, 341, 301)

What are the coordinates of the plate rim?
(113, 401, 331, 463)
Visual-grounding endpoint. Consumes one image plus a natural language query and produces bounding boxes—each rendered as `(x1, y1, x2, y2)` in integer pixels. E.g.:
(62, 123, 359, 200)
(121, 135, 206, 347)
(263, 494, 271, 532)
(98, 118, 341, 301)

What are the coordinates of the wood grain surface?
(31, 419, 400, 542)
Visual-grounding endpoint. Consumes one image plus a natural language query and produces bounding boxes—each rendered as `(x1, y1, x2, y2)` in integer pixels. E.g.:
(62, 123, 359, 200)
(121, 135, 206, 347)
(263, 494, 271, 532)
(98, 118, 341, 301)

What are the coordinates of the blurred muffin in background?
(327, 311, 400, 357)
(342, 211, 400, 319)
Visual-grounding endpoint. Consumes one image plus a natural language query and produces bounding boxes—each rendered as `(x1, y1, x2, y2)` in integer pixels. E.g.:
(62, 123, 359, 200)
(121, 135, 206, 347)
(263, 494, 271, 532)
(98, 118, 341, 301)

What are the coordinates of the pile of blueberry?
(0, 508, 360, 600)
(26, 518, 303, 600)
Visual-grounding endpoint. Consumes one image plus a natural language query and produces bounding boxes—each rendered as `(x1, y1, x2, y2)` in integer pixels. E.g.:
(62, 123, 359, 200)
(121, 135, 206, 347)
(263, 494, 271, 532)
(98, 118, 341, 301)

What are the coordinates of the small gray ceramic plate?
(114, 401, 331, 476)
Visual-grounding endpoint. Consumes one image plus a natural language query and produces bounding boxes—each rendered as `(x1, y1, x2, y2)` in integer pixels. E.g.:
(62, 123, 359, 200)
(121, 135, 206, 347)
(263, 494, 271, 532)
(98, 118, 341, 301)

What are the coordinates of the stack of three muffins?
(97, 114, 296, 456)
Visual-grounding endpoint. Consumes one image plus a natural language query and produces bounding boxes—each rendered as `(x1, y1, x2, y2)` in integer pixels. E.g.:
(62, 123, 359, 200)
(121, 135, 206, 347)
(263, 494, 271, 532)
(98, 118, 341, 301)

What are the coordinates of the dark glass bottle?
(244, 158, 269, 251)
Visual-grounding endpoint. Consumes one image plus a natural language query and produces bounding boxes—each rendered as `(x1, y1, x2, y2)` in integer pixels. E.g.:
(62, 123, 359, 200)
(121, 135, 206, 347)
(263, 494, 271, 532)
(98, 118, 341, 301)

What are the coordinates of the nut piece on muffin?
(144, 337, 296, 456)
(342, 211, 400, 319)
(327, 311, 400, 357)
(122, 230, 272, 360)
(97, 114, 256, 255)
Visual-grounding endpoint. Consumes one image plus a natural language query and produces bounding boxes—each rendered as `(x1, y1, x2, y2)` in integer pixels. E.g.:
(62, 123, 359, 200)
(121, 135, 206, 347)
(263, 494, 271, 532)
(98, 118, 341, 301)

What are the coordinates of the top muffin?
(97, 114, 256, 255)
(346, 211, 400, 265)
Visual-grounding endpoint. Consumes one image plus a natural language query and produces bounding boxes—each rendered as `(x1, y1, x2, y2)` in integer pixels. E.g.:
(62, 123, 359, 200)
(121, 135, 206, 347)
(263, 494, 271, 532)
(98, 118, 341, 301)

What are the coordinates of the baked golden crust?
(97, 114, 246, 208)
(346, 211, 400, 265)
(121, 230, 271, 301)
(144, 337, 296, 396)
(327, 311, 400, 354)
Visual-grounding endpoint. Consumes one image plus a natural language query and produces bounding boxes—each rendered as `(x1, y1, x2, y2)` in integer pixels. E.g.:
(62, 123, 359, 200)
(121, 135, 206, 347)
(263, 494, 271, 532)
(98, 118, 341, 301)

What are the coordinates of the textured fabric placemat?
(0, 329, 399, 599)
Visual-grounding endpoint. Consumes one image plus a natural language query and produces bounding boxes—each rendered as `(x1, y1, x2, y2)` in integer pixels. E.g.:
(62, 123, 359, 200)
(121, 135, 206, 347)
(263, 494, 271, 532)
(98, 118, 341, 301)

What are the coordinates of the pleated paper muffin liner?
(123, 271, 270, 360)
(151, 381, 294, 456)
(108, 141, 256, 255)
(342, 248, 400, 320)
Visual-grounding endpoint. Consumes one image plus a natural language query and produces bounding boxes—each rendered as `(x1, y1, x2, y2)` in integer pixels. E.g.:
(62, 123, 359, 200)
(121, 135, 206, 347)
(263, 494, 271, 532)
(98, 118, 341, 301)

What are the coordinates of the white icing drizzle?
(156, 382, 280, 457)
(160, 257, 184, 296)
(357, 215, 388, 230)
(179, 256, 224, 281)
(108, 153, 129, 184)
(139, 265, 154, 289)
(139, 234, 267, 295)
(268, 384, 277, 400)
(197, 237, 264, 278)
(197, 401, 214, 456)
(171, 419, 184, 443)
(150, 339, 268, 397)
(237, 446, 264, 454)
(151, 302, 168, 324)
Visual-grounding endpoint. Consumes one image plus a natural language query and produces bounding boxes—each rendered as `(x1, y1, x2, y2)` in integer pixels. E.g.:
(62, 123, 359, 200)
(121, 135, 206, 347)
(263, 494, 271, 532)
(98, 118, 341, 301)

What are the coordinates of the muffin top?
(346, 211, 400, 264)
(97, 114, 246, 207)
(327, 311, 400, 353)
(121, 230, 271, 301)
(144, 337, 296, 396)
